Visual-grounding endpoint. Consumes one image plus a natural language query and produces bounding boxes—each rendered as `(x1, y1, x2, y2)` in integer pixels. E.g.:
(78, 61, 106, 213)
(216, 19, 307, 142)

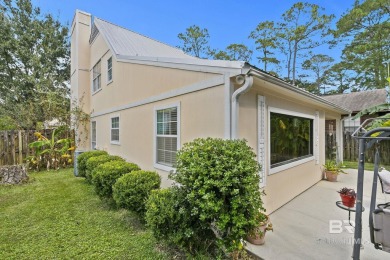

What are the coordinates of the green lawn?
(342, 161, 390, 171)
(0, 168, 171, 260)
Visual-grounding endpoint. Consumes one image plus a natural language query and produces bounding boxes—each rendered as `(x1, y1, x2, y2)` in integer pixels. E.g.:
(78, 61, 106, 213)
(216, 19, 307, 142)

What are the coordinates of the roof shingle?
(322, 89, 387, 113)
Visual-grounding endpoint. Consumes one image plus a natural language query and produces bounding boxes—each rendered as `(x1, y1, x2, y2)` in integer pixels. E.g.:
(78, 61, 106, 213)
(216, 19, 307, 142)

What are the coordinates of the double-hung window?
(91, 121, 97, 150)
(269, 108, 314, 173)
(107, 57, 113, 83)
(155, 104, 180, 170)
(110, 116, 120, 144)
(92, 60, 101, 92)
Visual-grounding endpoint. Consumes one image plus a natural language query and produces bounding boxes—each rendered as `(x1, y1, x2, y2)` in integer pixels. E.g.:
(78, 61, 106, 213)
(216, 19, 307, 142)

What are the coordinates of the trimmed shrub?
(92, 160, 140, 198)
(145, 187, 214, 252)
(85, 155, 124, 183)
(77, 150, 108, 177)
(113, 170, 160, 214)
(169, 138, 264, 253)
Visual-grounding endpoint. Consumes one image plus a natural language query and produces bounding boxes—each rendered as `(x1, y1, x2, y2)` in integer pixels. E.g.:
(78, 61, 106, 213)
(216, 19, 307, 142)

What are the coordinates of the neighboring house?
(323, 89, 388, 134)
(71, 10, 350, 213)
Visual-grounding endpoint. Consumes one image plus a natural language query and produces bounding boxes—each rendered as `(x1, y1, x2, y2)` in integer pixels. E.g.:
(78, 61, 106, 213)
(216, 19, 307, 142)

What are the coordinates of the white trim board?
(91, 75, 224, 118)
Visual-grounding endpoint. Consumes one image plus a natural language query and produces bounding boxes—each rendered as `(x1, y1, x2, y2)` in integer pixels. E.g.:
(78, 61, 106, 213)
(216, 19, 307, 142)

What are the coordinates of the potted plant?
(323, 160, 347, 182)
(246, 212, 273, 245)
(337, 187, 356, 207)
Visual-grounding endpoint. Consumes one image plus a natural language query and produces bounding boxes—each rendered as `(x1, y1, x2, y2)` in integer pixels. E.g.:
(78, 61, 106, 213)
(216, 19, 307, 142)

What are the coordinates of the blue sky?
(32, 0, 356, 72)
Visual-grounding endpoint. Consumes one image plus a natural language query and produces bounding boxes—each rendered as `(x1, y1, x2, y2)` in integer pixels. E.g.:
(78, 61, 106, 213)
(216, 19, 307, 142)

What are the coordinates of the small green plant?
(247, 212, 273, 238)
(85, 155, 124, 183)
(77, 150, 108, 177)
(113, 170, 160, 215)
(92, 160, 140, 198)
(323, 160, 347, 175)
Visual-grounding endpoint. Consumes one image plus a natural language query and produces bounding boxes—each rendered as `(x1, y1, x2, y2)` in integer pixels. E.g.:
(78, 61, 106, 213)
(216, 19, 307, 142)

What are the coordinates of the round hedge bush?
(85, 155, 124, 183)
(113, 170, 161, 214)
(77, 150, 108, 177)
(92, 160, 140, 198)
(145, 187, 214, 252)
(169, 138, 264, 252)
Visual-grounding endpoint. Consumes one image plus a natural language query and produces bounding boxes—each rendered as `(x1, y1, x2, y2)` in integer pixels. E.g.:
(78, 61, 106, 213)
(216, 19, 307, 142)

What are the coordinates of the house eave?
(247, 67, 351, 115)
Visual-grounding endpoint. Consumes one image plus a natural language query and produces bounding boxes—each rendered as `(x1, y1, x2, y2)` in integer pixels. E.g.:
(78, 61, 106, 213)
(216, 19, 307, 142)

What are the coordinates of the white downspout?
(231, 75, 254, 139)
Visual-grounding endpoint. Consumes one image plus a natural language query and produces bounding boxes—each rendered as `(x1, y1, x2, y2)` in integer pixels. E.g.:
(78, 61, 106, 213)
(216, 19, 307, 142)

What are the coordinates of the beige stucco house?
(71, 10, 350, 213)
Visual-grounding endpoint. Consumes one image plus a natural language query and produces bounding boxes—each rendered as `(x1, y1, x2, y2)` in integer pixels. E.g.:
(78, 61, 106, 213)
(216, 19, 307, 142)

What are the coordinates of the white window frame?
(107, 56, 113, 84)
(268, 107, 315, 175)
(91, 121, 97, 150)
(154, 102, 180, 172)
(110, 115, 120, 145)
(92, 60, 101, 94)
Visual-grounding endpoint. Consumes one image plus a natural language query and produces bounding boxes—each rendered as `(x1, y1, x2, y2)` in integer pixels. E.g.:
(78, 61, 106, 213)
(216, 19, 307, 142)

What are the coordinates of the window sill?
(110, 141, 120, 146)
(107, 80, 113, 86)
(269, 156, 315, 175)
(154, 163, 175, 173)
(92, 88, 102, 96)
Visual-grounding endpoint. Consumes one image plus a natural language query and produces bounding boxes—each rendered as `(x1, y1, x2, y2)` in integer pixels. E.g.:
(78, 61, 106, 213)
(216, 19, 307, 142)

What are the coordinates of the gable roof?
(85, 12, 350, 115)
(322, 89, 387, 113)
(93, 18, 194, 59)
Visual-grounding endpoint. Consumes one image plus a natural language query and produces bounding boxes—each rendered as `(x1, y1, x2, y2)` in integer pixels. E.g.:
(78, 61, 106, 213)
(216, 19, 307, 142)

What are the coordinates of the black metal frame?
(351, 121, 390, 260)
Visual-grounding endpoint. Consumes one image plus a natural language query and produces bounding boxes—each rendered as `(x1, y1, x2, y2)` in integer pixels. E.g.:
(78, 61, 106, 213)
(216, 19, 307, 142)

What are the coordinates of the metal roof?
(88, 13, 351, 114)
(94, 18, 195, 59)
(322, 89, 387, 113)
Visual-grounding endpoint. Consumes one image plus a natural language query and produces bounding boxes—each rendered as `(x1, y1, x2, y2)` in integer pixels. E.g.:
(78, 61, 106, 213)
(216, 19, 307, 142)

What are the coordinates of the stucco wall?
(238, 82, 338, 213)
(89, 34, 219, 114)
(91, 85, 226, 187)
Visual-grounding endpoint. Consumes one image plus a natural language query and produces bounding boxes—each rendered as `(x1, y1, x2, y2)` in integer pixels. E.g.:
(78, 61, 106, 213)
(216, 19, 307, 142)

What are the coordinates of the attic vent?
(89, 23, 99, 44)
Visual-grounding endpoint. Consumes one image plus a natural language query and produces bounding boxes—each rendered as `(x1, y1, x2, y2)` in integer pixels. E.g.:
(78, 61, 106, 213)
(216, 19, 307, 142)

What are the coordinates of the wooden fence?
(0, 129, 74, 166)
(326, 132, 390, 165)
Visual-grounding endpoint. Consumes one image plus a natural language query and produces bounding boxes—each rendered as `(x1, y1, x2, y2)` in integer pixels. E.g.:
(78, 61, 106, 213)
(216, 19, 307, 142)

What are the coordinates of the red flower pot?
(340, 194, 356, 207)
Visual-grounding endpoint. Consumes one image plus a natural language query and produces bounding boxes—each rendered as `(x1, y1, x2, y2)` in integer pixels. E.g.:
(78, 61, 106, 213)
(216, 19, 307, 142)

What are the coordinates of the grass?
(0, 168, 172, 260)
(342, 161, 390, 171)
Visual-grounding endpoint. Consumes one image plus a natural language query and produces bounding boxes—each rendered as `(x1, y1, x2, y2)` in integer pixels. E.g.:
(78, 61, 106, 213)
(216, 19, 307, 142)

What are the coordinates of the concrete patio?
(246, 169, 390, 260)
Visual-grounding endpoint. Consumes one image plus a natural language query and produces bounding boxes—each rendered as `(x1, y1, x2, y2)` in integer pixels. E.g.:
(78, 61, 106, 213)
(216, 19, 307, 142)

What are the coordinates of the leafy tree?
(177, 25, 211, 58)
(211, 43, 252, 61)
(324, 61, 358, 94)
(302, 53, 334, 94)
(277, 2, 335, 85)
(249, 21, 280, 71)
(0, 0, 70, 129)
(0, 116, 18, 130)
(333, 0, 390, 89)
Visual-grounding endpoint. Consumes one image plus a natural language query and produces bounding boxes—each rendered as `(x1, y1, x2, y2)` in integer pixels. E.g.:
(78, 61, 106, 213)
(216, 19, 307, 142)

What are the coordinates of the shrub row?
(76, 138, 264, 257)
(77, 150, 160, 217)
(77, 150, 107, 177)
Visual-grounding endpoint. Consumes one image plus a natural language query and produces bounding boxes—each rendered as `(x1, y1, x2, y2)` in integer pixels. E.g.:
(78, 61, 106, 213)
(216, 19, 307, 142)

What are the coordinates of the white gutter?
(231, 75, 254, 139)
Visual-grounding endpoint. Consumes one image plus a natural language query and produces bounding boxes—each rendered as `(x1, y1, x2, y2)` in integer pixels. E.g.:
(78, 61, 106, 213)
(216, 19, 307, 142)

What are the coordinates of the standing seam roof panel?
(95, 18, 195, 59)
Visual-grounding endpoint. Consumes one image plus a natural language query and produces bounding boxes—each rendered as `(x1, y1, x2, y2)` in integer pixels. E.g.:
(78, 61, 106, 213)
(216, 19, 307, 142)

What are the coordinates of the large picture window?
(270, 112, 313, 168)
(155, 105, 179, 170)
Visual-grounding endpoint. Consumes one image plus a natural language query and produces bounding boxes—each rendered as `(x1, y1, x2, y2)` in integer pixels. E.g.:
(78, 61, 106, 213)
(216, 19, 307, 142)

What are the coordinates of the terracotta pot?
(325, 171, 338, 182)
(246, 216, 270, 245)
(340, 194, 356, 207)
